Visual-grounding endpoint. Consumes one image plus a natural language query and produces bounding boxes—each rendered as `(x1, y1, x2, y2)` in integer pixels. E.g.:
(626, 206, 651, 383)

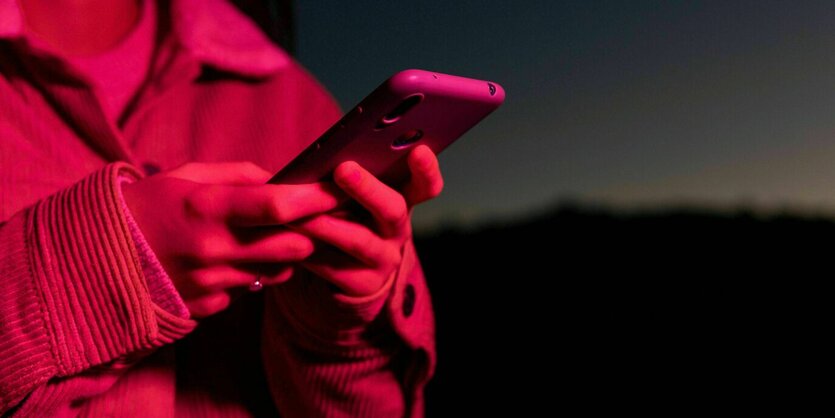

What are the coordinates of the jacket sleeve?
(261, 239, 436, 418)
(0, 162, 198, 416)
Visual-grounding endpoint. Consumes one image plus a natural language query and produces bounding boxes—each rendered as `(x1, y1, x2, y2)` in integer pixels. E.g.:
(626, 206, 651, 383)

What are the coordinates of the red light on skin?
(122, 146, 443, 315)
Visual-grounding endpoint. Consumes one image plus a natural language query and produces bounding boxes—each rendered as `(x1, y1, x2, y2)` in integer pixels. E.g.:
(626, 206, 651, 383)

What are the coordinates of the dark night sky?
(295, 1, 835, 231)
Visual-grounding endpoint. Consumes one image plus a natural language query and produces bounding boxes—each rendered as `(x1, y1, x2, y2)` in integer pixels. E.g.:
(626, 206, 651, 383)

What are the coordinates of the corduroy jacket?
(0, 0, 435, 416)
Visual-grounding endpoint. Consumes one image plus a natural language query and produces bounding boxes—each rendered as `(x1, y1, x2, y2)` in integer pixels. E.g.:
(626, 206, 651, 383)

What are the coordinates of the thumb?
(164, 161, 273, 185)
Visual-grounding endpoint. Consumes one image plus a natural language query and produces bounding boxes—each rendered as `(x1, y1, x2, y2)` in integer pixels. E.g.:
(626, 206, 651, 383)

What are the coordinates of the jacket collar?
(0, 0, 290, 78)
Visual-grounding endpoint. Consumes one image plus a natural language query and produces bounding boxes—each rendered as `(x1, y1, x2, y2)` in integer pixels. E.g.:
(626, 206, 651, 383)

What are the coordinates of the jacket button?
(402, 284, 416, 318)
(142, 162, 161, 176)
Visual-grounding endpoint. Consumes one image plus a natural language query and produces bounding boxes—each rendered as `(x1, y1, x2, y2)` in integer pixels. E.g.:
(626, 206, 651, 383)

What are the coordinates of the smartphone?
(267, 69, 505, 187)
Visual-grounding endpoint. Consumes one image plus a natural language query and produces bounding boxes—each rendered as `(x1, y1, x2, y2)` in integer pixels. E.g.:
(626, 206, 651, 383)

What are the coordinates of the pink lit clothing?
(66, 0, 158, 122)
(0, 0, 436, 416)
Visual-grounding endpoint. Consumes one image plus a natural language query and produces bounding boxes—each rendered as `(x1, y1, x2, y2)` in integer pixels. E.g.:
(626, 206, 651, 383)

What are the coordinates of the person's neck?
(19, 0, 140, 57)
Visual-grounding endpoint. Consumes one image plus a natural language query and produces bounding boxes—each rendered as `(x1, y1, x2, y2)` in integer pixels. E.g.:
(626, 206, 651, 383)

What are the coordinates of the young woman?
(0, 0, 440, 415)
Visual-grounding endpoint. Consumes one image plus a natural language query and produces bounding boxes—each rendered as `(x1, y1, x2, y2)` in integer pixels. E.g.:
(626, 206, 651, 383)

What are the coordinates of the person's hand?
(290, 145, 444, 297)
(121, 162, 345, 318)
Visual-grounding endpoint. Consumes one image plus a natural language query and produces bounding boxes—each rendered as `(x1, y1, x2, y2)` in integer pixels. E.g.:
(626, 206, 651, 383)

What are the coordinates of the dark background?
(296, 0, 835, 233)
(237, 0, 826, 413)
(412, 206, 823, 414)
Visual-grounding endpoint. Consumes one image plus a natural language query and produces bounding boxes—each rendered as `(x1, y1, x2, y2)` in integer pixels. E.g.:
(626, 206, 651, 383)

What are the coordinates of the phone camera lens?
(392, 129, 424, 149)
(379, 94, 424, 127)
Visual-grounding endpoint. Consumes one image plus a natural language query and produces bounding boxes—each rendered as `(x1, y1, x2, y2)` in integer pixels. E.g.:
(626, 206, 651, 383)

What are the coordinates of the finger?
(229, 229, 315, 263)
(290, 214, 401, 269)
(332, 161, 409, 237)
(186, 291, 232, 319)
(229, 182, 348, 226)
(191, 229, 314, 265)
(403, 145, 444, 206)
(191, 264, 295, 292)
(189, 182, 347, 226)
(300, 247, 388, 297)
(166, 161, 273, 185)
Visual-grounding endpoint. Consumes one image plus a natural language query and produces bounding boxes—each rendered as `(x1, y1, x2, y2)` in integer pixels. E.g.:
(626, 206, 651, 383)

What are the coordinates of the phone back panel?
(268, 69, 505, 186)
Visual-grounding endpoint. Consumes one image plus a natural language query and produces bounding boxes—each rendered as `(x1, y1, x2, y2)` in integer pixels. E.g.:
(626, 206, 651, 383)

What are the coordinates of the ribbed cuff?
(267, 239, 434, 357)
(116, 175, 191, 319)
(260, 239, 436, 417)
(26, 162, 198, 377)
(267, 268, 397, 352)
(0, 211, 54, 413)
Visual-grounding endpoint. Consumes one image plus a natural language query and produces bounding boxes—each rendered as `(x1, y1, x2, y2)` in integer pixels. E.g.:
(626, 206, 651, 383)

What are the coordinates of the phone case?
(268, 69, 505, 186)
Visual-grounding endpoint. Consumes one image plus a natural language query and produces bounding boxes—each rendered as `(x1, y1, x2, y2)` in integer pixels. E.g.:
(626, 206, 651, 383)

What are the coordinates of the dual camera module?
(376, 94, 425, 150)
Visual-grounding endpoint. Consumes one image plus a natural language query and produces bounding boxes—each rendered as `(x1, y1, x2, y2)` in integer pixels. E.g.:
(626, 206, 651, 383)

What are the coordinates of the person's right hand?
(121, 162, 345, 319)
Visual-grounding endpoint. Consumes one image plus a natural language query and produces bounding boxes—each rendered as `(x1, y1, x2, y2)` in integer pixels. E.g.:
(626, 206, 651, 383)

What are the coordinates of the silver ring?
(249, 275, 264, 292)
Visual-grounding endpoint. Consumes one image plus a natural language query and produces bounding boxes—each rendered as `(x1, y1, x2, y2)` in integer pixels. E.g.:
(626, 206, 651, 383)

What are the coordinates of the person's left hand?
(289, 144, 443, 297)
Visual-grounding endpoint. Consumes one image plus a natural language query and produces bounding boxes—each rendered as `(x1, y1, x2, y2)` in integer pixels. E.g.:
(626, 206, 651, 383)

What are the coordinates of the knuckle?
(240, 161, 267, 182)
(241, 161, 261, 172)
(365, 239, 393, 265)
(174, 162, 204, 177)
(182, 188, 211, 219)
(357, 273, 384, 296)
(381, 196, 408, 225)
(265, 197, 289, 224)
(190, 271, 214, 290)
(178, 162, 199, 172)
(384, 245, 402, 268)
(346, 238, 366, 257)
(192, 235, 225, 262)
(287, 236, 314, 259)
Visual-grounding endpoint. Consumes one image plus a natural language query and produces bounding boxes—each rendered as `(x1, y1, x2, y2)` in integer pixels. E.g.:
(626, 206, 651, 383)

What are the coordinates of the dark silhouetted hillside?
(415, 205, 824, 415)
